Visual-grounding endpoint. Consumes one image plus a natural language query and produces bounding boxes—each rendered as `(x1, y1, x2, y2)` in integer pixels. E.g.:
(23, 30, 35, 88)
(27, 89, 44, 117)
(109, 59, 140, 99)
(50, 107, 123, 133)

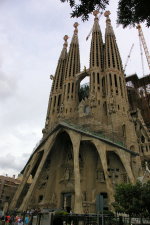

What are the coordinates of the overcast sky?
(0, 0, 149, 177)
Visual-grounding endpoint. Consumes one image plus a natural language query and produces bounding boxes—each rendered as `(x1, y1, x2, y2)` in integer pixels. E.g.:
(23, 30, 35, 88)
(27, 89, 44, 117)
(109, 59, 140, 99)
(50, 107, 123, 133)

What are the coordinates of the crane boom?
(124, 43, 134, 73)
(137, 24, 150, 70)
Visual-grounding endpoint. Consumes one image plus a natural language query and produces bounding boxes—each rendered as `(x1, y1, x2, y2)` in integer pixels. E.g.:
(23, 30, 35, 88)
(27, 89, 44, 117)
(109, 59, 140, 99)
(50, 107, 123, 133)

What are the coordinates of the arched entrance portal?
(106, 151, 129, 184)
(27, 131, 74, 211)
(16, 150, 44, 209)
(79, 141, 107, 213)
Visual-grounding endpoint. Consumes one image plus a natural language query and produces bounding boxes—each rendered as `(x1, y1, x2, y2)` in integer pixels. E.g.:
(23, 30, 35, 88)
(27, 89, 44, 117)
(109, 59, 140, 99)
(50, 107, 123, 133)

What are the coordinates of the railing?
(27, 212, 150, 225)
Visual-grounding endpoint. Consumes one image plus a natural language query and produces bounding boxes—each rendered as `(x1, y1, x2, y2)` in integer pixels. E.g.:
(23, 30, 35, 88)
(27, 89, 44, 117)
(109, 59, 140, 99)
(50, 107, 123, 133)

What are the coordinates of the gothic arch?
(15, 150, 44, 209)
(79, 140, 105, 213)
(77, 73, 90, 102)
(28, 130, 74, 210)
(106, 150, 129, 184)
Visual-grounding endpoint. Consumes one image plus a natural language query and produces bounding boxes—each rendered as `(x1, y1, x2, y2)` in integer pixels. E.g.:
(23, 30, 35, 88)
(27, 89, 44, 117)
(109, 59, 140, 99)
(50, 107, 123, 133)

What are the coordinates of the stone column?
(94, 140, 115, 209)
(117, 75, 121, 96)
(116, 150, 136, 183)
(9, 153, 38, 210)
(68, 130, 83, 214)
(19, 133, 58, 211)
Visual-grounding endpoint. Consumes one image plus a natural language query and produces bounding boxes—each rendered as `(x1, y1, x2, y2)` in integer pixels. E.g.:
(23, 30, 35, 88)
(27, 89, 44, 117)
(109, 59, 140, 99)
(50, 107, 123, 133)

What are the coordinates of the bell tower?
(43, 35, 68, 134)
(89, 11, 104, 120)
(62, 22, 80, 118)
(103, 11, 138, 147)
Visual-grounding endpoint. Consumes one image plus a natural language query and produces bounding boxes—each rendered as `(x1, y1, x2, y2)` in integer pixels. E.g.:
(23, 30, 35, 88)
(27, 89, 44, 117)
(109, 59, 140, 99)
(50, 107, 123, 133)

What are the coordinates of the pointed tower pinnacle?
(104, 11, 115, 35)
(89, 10, 104, 110)
(65, 22, 80, 79)
(104, 11, 123, 71)
(62, 22, 80, 117)
(90, 10, 104, 70)
(104, 11, 130, 136)
(43, 35, 68, 133)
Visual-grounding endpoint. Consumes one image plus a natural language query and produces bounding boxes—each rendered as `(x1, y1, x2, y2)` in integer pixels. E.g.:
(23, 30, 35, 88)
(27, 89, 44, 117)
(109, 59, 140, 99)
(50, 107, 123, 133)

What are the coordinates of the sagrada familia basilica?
(9, 11, 150, 213)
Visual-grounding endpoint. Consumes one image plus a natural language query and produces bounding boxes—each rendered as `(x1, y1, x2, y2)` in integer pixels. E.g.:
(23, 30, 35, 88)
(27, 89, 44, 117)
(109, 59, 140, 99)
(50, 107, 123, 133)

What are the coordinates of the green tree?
(78, 85, 89, 102)
(60, 0, 150, 27)
(113, 181, 150, 218)
(141, 181, 150, 215)
(60, 0, 109, 21)
(117, 0, 150, 27)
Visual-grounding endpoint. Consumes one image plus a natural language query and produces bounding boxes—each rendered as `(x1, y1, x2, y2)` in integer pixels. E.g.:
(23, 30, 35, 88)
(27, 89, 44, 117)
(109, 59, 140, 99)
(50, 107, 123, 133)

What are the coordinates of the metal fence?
(29, 213, 150, 225)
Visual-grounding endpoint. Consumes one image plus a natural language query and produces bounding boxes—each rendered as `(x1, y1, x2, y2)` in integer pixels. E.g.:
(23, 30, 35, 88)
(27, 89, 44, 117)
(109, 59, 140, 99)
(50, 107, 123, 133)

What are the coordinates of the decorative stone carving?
(78, 98, 91, 117)
(89, 94, 96, 108)
(108, 97, 116, 113)
(64, 168, 70, 181)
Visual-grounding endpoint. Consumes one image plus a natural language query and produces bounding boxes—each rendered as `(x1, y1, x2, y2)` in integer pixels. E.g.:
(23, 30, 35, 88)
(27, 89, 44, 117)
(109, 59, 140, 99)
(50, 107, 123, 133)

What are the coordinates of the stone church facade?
(9, 11, 150, 214)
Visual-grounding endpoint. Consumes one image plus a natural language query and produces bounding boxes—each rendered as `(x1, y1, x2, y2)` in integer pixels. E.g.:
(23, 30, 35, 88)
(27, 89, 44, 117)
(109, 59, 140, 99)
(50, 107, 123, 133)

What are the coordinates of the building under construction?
(9, 11, 150, 214)
(126, 74, 150, 129)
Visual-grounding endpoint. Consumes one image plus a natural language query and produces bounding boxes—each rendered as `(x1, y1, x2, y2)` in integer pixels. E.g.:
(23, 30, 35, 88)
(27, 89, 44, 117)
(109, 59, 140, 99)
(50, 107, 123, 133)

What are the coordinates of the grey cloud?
(0, 153, 29, 172)
(0, 71, 17, 100)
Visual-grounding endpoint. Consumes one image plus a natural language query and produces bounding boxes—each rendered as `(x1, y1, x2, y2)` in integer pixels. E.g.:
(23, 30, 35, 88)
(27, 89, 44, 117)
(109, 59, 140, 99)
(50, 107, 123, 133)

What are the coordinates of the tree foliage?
(78, 85, 89, 102)
(113, 181, 150, 217)
(117, 0, 150, 27)
(59, 0, 109, 21)
(60, 0, 150, 27)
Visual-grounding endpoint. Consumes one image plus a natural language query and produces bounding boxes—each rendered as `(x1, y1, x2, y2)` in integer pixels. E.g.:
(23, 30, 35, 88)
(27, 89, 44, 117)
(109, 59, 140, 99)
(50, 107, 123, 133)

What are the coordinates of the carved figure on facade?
(78, 98, 91, 117)
(108, 97, 116, 113)
(89, 93, 97, 108)
(49, 193, 57, 208)
(64, 168, 70, 181)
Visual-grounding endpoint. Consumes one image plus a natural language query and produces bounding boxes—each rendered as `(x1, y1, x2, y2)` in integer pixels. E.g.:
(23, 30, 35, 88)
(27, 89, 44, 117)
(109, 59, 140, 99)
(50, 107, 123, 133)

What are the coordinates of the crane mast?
(137, 24, 150, 70)
(124, 43, 134, 73)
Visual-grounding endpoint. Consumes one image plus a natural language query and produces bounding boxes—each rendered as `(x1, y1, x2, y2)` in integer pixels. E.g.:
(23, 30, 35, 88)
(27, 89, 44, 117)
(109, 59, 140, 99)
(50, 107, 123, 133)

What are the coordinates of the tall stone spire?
(51, 35, 68, 93)
(62, 22, 80, 118)
(43, 35, 68, 133)
(89, 10, 104, 121)
(104, 11, 123, 71)
(65, 22, 80, 79)
(90, 10, 104, 70)
(104, 10, 128, 104)
(104, 11, 132, 142)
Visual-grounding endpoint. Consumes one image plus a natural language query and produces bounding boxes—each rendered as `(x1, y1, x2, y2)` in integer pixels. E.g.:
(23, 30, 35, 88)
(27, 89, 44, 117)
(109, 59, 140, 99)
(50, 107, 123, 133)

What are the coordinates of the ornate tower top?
(63, 35, 69, 48)
(89, 10, 103, 69)
(73, 22, 79, 35)
(93, 10, 99, 19)
(104, 10, 111, 18)
(59, 35, 69, 59)
(104, 11, 115, 35)
(104, 10, 123, 71)
(64, 22, 80, 79)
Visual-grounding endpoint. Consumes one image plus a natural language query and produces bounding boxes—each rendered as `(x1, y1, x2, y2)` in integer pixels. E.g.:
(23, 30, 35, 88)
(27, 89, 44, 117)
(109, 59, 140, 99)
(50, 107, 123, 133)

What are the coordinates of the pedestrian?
(17, 217, 23, 225)
(15, 215, 19, 225)
(5, 215, 11, 224)
(24, 215, 30, 225)
(10, 215, 15, 225)
(1, 216, 5, 225)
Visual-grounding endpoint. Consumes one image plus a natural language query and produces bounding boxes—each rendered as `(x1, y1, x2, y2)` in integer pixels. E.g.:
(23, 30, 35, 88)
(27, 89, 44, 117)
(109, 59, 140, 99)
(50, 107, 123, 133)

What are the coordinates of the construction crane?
(123, 43, 134, 73)
(137, 24, 150, 71)
(136, 25, 150, 126)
